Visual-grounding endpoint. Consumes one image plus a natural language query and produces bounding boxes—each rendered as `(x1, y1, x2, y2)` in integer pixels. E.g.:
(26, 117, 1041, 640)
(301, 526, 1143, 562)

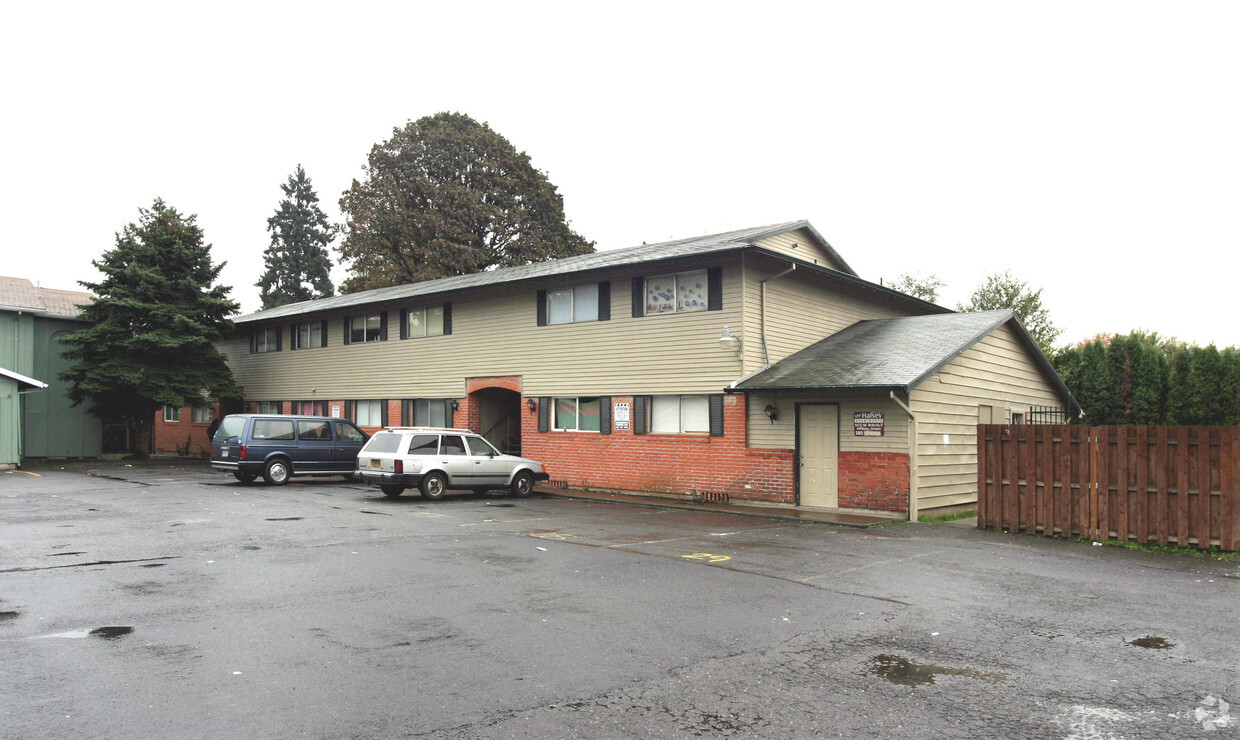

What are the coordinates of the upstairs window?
(401, 304, 450, 339)
(537, 282, 610, 325)
(345, 312, 386, 344)
(632, 268, 721, 317)
(253, 326, 281, 353)
(294, 321, 326, 349)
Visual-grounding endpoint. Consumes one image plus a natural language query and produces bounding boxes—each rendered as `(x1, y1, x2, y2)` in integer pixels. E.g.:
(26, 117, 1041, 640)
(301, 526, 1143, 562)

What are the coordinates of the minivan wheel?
(263, 458, 292, 485)
(420, 471, 447, 499)
(233, 471, 257, 484)
(380, 485, 405, 497)
(510, 470, 534, 498)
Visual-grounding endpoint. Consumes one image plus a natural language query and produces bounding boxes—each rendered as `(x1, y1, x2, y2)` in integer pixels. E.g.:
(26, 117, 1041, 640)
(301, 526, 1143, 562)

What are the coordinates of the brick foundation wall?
(520, 394, 797, 504)
(838, 451, 909, 512)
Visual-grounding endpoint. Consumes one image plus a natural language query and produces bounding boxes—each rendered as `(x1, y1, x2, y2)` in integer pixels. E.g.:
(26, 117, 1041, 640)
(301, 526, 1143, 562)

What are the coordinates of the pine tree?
(59, 199, 239, 456)
(256, 165, 336, 309)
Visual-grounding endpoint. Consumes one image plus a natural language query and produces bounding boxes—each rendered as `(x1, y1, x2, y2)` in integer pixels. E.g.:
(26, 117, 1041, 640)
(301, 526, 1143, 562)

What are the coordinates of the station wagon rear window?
(366, 432, 405, 454)
(406, 435, 439, 455)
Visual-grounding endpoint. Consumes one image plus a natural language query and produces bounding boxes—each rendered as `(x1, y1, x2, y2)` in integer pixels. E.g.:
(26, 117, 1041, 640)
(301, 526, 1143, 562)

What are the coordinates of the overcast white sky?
(4, 1, 1237, 348)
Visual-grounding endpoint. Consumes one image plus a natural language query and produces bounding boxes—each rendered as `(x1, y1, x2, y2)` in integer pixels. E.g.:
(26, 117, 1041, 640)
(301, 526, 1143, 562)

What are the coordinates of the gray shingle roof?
(733, 310, 1074, 407)
(235, 220, 852, 324)
(0, 276, 92, 318)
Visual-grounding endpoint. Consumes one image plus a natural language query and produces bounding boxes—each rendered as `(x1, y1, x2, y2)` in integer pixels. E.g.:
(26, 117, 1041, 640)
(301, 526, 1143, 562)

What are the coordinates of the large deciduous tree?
(888, 273, 944, 303)
(59, 199, 239, 456)
(256, 165, 336, 309)
(337, 112, 594, 293)
(957, 271, 1062, 356)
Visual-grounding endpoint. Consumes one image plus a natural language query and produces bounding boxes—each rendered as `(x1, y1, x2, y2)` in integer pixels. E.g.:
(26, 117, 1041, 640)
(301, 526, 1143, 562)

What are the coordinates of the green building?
(0, 277, 101, 466)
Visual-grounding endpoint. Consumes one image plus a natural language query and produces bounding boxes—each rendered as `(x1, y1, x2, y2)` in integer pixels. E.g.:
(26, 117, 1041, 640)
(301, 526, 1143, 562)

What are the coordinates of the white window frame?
(255, 326, 280, 353)
(406, 398, 451, 427)
(552, 396, 601, 432)
(257, 401, 282, 414)
(353, 399, 384, 426)
(650, 395, 709, 434)
(547, 283, 599, 325)
(295, 322, 324, 349)
(163, 405, 181, 423)
(405, 305, 445, 338)
(349, 313, 383, 343)
(644, 270, 708, 315)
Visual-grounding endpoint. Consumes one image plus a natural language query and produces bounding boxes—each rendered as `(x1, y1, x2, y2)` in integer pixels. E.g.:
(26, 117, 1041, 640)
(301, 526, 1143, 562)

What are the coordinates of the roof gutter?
(759, 262, 796, 368)
(888, 391, 920, 522)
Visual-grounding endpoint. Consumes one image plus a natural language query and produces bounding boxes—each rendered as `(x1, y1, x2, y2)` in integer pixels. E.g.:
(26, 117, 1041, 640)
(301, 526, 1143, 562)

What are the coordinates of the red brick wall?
(520, 394, 797, 504)
(153, 405, 218, 456)
(838, 451, 910, 512)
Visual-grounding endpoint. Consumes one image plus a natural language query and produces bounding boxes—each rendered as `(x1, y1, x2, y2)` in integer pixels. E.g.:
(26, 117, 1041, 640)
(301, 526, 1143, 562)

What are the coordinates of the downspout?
(889, 391, 919, 522)
(760, 263, 796, 367)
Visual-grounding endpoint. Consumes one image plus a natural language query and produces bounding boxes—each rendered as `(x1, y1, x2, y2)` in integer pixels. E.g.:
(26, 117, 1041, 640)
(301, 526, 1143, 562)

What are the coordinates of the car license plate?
(221, 446, 229, 457)
(369, 459, 381, 469)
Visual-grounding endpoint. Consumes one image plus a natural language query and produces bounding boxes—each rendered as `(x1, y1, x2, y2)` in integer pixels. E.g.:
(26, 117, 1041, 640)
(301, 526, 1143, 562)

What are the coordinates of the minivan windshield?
(215, 416, 247, 440)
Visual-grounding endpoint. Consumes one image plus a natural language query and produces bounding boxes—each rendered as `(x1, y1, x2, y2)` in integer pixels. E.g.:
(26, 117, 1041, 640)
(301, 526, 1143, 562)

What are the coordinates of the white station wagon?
(355, 427, 549, 499)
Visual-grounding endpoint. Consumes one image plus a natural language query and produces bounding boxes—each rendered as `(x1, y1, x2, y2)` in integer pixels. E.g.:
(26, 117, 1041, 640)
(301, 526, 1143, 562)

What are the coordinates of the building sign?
(853, 411, 884, 436)
(331, 405, 341, 418)
(613, 402, 631, 430)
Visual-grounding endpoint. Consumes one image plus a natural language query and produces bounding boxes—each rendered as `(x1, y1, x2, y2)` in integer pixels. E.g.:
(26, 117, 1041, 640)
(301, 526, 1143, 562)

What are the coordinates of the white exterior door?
(798, 404, 839, 508)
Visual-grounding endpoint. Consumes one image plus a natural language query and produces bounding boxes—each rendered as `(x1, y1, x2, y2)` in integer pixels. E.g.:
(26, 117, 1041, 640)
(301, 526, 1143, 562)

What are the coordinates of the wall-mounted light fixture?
(451, 400, 460, 412)
(763, 404, 778, 423)
(719, 325, 741, 351)
(526, 398, 538, 414)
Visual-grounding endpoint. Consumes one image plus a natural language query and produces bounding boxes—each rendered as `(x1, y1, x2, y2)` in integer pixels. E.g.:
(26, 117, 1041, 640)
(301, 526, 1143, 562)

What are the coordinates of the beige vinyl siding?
(745, 392, 908, 453)
(740, 255, 918, 371)
(223, 258, 747, 400)
(908, 324, 1067, 513)
(753, 228, 848, 272)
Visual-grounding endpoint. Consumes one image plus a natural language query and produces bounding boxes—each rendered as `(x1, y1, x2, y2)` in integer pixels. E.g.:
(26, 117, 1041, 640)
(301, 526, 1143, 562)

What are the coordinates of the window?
(257, 401, 282, 414)
(254, 326, 281, 353)
(402, 399, 452, 427)
(347, 312, 384, 344)
(1012, 412, 1025, 425)
(553, 397, 601, 432)
(252, 419, 296, 440)
(403, 305, 445, 338)
(192, 406, 212, 423)
(334, 422, 365, 443)
(295, 401, 325, 416)
(645, 270, 707, 315)
(407, 434, 439, 455)
(351, 400, 385, 427)
(294, 321, 324, 349)
(297, 420, 331, 440)
(163, 405, 181, 423)
(548, 284, 598, 324)
(466, 436, 497, 457)
(441, 435, 467, 455)
(650, 395, 709, 434)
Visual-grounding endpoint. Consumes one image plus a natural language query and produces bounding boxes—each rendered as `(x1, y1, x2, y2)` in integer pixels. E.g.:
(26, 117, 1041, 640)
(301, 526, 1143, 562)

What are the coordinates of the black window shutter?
(381, 401, 389, 427)
(343, 316, 352, 345)
(289, 325, 297, 351)
(320, 320, 328, 346)
(443, 302, 452, 335)
(598, 282, 610, 321)
(275, 326, 282, 352)
(399, 309, 408, 340)
(707, 267, 723, 311)
(345, 400, 355, 421)
(447, 399, 456, 428)
(631, 278, 644, 317)
(379, 311, 388, 341)
(249, 331, 256, 354)
(537, 397, 549, 433)
(709, 395, 724, 437)
(599, 396, 612, 434)
(536, 290, 547, 326)
(633, 396, 647, 435)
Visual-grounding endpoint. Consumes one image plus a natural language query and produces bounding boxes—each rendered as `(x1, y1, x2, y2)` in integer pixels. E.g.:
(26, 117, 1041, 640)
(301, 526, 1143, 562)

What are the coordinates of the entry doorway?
(797, 403, 839, 508)
(472, 387, 522, 455)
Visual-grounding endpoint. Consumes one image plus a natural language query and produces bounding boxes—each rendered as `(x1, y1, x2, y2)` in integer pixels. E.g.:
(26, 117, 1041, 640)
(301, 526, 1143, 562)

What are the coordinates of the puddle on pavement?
(141, 563, 166, 568)
(48, 552, 86, 557)
(870, 654, 1007, 686)
(487, 503, 515, 507)
(1128, 635, 1173, 649)
(359, 510, 392, 516)
(33, 626, 134, 640)
(0, 611, 19, 621)
(266, 517, 304, 521)
(239, 545, 261, 550)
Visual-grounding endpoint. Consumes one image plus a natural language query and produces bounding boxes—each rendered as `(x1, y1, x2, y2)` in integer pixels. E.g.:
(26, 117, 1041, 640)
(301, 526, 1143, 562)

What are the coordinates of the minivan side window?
(334, 422, 365, 443)
(253, 419, 296, 440)
(406, 434, 439, 455)
(298, 420, 332, 440)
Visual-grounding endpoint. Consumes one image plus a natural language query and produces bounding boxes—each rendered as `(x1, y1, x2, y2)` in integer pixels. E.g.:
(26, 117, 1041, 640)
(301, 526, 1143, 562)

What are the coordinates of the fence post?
(1089, 428, 1100, 542)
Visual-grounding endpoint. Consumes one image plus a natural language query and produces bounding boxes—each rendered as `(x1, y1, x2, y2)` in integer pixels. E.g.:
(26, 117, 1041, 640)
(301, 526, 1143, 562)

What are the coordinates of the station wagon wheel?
(510, 470, 534, 498)
(420, 471, 447, 500)
(380, 485, 405, 497)
(233, 472, 257, 484)
(263, 458, 292, 486)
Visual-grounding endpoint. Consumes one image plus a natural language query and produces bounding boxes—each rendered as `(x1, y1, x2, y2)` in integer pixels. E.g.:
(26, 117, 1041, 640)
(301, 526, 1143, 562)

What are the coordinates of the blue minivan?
(210, 414, 369, 485)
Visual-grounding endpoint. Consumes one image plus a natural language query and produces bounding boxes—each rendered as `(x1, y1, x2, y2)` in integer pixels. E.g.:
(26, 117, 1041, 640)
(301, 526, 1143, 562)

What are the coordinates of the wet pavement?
(1, 458, 1237, 738)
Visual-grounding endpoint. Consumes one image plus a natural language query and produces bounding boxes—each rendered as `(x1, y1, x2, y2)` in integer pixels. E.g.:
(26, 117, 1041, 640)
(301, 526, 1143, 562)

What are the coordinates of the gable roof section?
(234, 221, 872, 325)
(732, 309, 1078, 411)
(0, 276, 92, 319)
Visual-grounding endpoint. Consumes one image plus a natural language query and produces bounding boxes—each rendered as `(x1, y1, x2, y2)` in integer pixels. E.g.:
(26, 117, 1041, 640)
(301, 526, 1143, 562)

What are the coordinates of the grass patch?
(1078, 538, 1240, 561)
(918, 510, 977, 524)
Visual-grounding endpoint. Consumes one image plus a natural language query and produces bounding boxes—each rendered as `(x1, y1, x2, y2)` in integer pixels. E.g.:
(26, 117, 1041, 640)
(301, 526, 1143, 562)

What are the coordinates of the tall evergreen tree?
(59, 199, 239, 456)
(337, 112, 594, 293)
(256, 165, 336, 309)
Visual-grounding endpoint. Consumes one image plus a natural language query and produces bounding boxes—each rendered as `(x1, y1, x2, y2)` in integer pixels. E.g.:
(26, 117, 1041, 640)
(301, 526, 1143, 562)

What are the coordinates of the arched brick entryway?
(466, 377, 523, 454)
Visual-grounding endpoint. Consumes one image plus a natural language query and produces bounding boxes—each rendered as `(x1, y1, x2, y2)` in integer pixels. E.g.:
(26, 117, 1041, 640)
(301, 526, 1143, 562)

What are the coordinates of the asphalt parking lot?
(1, 459, 1236, 739)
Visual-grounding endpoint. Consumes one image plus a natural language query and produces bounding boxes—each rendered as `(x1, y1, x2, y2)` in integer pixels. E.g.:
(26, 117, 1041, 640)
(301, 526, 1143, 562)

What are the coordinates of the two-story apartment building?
(217, 221, 1076, 518)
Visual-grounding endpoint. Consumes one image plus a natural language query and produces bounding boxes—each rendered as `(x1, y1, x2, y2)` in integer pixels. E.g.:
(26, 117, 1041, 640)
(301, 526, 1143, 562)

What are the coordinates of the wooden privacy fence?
(977, 425, 1239, 551)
